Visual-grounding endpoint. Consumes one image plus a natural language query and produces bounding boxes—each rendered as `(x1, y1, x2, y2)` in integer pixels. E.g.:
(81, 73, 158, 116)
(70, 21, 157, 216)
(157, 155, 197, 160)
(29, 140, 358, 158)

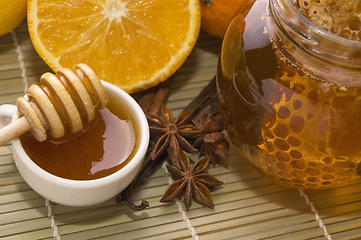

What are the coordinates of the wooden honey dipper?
(0, 63, 108, 146)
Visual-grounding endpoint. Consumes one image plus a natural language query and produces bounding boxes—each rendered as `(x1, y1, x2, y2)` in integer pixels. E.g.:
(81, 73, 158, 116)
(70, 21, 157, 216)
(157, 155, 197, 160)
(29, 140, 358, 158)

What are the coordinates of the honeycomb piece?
(295, 0, 361, 41)
(256, 65, 361, 189)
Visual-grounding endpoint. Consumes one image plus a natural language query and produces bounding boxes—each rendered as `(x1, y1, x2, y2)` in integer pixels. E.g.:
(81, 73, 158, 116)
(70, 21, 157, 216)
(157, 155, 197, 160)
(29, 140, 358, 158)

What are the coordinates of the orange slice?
(27, 0, 200, 93)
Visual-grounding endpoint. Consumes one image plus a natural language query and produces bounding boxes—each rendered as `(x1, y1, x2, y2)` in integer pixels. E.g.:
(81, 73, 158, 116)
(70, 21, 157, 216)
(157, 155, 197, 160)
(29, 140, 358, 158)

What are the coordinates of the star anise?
(193, 110, 229, 164)
(117, 77, 227, 210)
(161, 151, 223, 209)
(146, 107, 202, 161)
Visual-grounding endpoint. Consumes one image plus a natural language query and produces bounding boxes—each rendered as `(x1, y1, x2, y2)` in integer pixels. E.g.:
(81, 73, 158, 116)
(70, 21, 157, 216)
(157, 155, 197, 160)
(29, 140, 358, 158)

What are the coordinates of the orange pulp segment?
(28, 0, 201, 93)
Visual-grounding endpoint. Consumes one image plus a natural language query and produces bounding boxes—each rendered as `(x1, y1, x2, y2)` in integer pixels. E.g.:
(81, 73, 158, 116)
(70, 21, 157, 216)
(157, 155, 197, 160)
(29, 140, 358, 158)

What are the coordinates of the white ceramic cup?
(0, 81, 149, 207)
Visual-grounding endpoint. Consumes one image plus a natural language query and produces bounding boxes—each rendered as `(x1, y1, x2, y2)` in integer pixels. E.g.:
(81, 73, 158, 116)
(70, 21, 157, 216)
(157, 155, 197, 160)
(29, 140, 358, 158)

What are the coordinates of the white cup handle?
(0, 104, 17, 128)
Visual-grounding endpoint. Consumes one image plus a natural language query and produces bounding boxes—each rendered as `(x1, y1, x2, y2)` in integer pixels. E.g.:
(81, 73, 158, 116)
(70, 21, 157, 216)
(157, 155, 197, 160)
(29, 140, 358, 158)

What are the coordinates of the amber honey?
(217, 0, 361, 189)
(20, 97, 137, 180)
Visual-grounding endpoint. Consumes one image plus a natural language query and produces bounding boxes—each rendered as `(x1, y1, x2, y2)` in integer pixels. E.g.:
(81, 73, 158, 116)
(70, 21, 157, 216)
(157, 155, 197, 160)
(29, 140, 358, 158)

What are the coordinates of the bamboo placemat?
(1, 21, 361, 240)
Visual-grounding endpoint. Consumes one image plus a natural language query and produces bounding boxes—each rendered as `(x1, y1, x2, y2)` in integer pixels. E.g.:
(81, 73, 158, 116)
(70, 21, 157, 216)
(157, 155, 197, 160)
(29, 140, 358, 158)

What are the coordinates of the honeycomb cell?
(299, 0, 310, 10)
(307, 90, 319, 103)
(321, 181, 333, 186)
(276, 162, 291, 171)
(291, 160, 306, 169)
(287, 136, 301, 147)
(275, 151, 291, 162)
(277, 106, 291, 119)
(278, 177, 292, 184)
(322, 156, 333, 164)
(322, 174, 335, 180)
(307, 176, 321, 182)
(269, 154, 278, 163)
(274, 138, 290, 151)
(339, 29, 352, 39)
(318, 140, 327, 154)
(306, 168, 321, 176)
(290, 150, 303, 159)
(289, 115, 305, 133)
(273, 123, 289, 138)
(278, 170, 292, 178)
(308, 161, 323, 169)
(291, 169, 307, 178)
(322, 165, 336, 173)
(263, 128, 275, 140)
(293, 99, 302, 110)
(291, 177, 306, 184)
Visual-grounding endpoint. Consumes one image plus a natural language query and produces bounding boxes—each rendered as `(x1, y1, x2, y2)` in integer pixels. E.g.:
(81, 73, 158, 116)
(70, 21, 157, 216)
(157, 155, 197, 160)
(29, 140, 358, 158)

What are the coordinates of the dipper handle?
(0, 117, 30, 146)
(0, 63, 108, 146)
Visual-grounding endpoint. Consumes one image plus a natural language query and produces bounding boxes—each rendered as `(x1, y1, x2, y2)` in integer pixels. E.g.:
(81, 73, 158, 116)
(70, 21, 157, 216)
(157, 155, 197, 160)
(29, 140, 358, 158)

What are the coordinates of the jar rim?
(269, 0, 361, 68)
(270, 0, 361, 47)
(267, 0, 361, 84)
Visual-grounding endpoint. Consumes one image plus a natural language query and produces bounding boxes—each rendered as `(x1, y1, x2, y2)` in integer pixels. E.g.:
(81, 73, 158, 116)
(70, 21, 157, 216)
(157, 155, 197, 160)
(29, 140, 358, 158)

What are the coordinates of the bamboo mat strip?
(1, 21, 361, 240)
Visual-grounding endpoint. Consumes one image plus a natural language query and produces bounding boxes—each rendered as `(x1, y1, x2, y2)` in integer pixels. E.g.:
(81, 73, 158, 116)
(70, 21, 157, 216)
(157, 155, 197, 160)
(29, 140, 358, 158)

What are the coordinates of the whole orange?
(200, 0, 254, 38)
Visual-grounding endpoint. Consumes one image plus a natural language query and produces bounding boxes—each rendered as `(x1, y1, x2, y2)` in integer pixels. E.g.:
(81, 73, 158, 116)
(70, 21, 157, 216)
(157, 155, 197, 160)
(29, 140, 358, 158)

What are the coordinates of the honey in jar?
(217, 0, 361, 189)
(19, 97, 137, 180)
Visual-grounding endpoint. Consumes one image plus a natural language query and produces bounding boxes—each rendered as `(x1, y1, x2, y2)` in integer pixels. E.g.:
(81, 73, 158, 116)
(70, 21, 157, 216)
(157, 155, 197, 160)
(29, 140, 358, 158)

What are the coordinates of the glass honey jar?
(217, 0, 361, 189)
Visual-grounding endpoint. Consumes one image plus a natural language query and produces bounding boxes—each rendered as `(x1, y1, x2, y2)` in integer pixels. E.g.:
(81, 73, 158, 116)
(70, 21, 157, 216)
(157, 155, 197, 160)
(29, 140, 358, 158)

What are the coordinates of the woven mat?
(1, 21, 361, 240)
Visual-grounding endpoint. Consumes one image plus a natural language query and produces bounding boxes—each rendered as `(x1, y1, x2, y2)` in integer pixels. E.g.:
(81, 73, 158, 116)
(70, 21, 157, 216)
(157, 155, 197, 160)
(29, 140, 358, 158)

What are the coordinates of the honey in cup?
(217, 0, 361, 189)
(19, 96, 138, 180)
